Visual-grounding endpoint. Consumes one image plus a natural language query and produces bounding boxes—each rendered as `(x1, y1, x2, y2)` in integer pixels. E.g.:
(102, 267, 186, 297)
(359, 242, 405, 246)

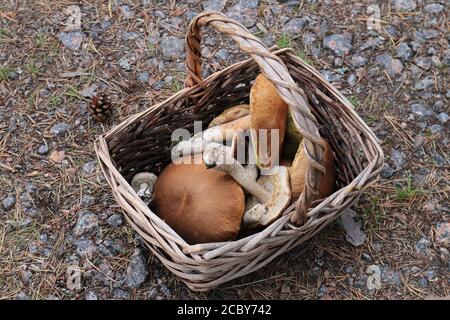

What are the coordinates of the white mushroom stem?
(131, 172, 157, 199)
(203, 143, 271, 203)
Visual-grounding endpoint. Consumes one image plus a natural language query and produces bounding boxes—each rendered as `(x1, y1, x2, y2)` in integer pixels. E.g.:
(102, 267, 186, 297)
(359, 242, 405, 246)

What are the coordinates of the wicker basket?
(94, 11, 384, 291)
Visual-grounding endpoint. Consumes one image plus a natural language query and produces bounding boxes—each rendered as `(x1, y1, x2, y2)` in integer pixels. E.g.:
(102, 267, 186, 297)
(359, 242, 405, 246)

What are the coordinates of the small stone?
(76, 239, 97, 258)
(436, 112, 449, 124)
(415, 57, 432, 70)
(414, 76, 434, 90)
(227, 0, 260, 28)
(391, 148, 406, 169)
(160, 36, 185, 60)
(113, 289, 130, 299)
(381, 266, 402, 286)
(435, 223, 450, 245)
(50, 123, 69, 136)
(37, 144, 49, 155)
(418, 277, 428, 288)
(381, 164, 395, 178)
(118, 57, 131, 71)
(424, 3, 444, 14)
(432, 152, 446, 167)
(80, 195, 96, 208)
(57, 31, 84, 50)
(3, 195, 16, 211)
(39, 234, 48, 242)
(120, 5, 134, 19)
(396, 43, 413, 61)
(340, 209, 366, 246)
(433, 100, 445, 112)
(125, 248, 148, 289)
(362, 253, 372, 262)
(375, 53, 404, 76)
(347, 74, 357, 86)
(282, 18, 309, 34)
(148, 282, 172, 300)
(107, 214, 123, 228)
(320, 70, 341, 83)
(121, 31, 140, 41)
(422, 30, 439, 40)
(28, 242, 39, 254)
(349, 55, 368, 68)
(366, 265, 381, 290)
(411, 103, 433, 117)
(425, 269, 438, 282)
(428, 124, 442, 134)
(82, 160, 97, 175)
(415, 237, 432, 256)
(22, 270, 32, 284)
(281, 283, 291, 294)
(359, 37, 384, 51)
(137, 72, 149, 83)
(85, 291, 98, 300)
(73, 210, 98, 236)
(202, 0, 227, 11)
(323, 34, 353, 56)
(393, 0, 417, 12)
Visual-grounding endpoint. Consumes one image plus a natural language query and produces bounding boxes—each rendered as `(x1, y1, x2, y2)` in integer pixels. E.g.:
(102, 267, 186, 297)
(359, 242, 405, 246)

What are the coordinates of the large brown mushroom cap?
(208, 104, 250, 128)
(250, 74, 289, 168)
(289, 140, 336, 200)
(153, 154, 245, 244)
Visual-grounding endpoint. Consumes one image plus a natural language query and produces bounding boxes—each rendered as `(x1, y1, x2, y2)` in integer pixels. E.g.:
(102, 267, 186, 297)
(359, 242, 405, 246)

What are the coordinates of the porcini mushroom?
(289, 140, 336, 200)
(131, 172, 158, 200)
(250, 74, 289, 168)
(171, 115, 250, 159)
(203, 143, 291, 228)
(208, 104, 250, 128)
(152, 154, 245, 244)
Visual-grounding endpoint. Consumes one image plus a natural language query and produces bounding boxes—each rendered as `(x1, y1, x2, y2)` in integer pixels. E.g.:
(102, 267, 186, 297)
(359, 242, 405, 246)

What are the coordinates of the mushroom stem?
(203, 143, 271, 203)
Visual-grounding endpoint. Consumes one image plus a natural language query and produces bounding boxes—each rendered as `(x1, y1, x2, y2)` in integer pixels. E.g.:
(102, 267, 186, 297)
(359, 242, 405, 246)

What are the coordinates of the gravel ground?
(0, 0, 448, 300)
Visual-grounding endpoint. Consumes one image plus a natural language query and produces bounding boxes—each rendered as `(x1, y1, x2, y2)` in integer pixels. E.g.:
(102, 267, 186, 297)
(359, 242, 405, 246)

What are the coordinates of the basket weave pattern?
(95, 12, 384, 291)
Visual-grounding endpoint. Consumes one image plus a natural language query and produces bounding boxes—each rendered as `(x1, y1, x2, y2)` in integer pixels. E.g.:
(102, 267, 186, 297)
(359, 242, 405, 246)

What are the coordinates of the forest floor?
(0, 0, 448, 300)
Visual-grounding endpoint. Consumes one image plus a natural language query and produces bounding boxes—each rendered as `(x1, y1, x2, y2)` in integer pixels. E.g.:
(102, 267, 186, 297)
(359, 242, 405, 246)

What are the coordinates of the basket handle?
(184, 11, 327, 225)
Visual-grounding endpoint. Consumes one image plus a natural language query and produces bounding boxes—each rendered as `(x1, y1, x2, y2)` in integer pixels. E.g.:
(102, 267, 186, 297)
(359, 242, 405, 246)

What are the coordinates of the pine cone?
(89, 94, 113, 122)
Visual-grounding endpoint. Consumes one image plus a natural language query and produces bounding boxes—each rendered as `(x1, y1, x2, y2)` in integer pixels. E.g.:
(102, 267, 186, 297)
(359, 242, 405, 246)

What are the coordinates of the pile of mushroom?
(130, 73, 336, 244)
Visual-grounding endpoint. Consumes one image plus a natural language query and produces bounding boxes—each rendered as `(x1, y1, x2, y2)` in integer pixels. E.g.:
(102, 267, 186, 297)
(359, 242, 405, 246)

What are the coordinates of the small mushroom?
(250, 74, 289, 168)
(289, 140, 336, 200)
(203, 143, 291, 228)
(131, 172, 158, 200)
(152, 154, 245, 244)
(208, 104, 250, 128)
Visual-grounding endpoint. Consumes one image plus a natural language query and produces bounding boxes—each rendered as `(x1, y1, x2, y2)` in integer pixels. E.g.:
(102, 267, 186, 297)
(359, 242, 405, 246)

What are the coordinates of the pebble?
(435, 223, 450, 245)
(113, 289, 130, 299)
(391, 148, 406, 169)
(73, 210, 99, 236)
(50, 123, 69, 136)
(82, 160, 97, 175)
(415, 237, 432, 256)
(138, 72, 150, 83)
(393, 0, 417, 12)
(227, 0, 260, 28)
(414, 76, 434, 90)
(424, 3, 444, 14)
(323, 34, 353, 56)
(125, 248, 148, 289)
(85, 291, 98, 300)
(160, 36, 185, 60)
(118, 57, 131, 71)
(37, 144, 49, 155)
(349, 55, 368, 68)
(120, 5, 134, 19)
(396, 43, 413, 61)
(80, 195, 96, 208)
(375, 53, 404, 76)
(121, 31, 140, 41)
(2, 195, 16, 211)
(28, 242, 39, 254)
(107, 214, 124, 228)
(436, 112, 449, 124)
(282, 18, 309, 34)
(415, 57, 432, 70)
(366, 265, 381, 290)
(75, 239, 98, 258)
(411, 103, 433, 117)
(148, 282, 172, 300)
(347, 73, 357, 86)
(433, 100, 445, 112)
(340, 209, 366, 246)
(359, 37, 384, 51)
(57, 31, 84, 50)
(381, 266, 402, 286)
(381, 164, 395, 178)
(202, 0, 227, 11)
(428, 124, 442, 134)
(320, 70, 341, 83)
